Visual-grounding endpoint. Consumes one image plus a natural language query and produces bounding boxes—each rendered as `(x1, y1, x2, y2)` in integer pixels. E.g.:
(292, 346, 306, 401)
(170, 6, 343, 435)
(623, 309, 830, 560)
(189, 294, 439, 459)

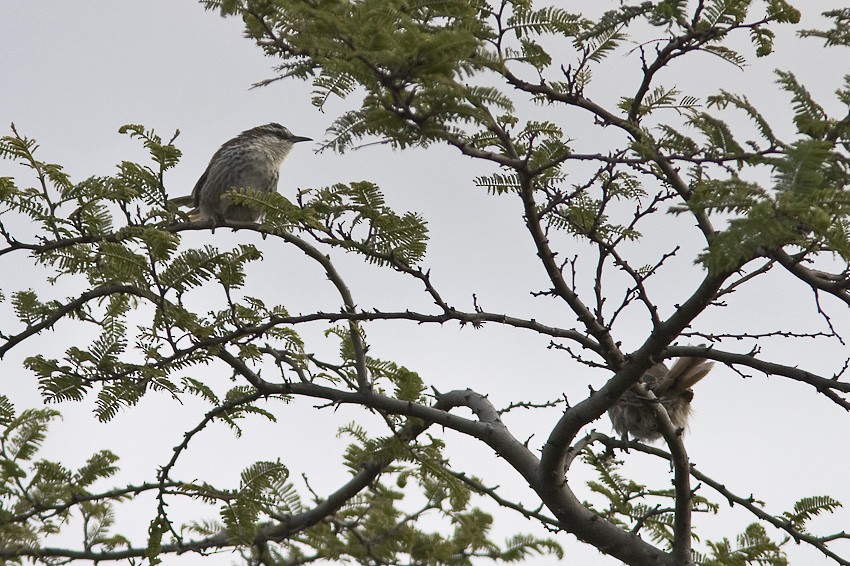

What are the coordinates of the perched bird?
(171, 123, 311, 222)
(608, 357, 714, 442)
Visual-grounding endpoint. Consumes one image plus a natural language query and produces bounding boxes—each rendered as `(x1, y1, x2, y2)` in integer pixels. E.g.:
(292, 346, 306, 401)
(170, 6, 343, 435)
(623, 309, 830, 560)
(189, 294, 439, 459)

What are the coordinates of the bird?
(170, 123, 311, 222)
(608, 357, 714, 442)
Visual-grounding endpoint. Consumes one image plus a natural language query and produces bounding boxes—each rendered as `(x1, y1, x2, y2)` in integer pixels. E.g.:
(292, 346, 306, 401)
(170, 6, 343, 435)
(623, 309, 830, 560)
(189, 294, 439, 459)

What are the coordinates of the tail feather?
(169, 195, 196, 208)
(168, 195, 207, 222)
(658, 357, 714, 395)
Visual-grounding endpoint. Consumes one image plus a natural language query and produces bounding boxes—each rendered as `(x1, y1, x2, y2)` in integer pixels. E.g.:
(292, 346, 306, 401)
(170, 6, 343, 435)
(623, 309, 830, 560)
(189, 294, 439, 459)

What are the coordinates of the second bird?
(608, 357, 714, 442)
(171, 123, 311, 222)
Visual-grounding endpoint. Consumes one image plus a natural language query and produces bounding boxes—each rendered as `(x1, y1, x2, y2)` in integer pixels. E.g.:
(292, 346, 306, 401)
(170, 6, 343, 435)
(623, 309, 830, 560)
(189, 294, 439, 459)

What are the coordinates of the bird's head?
(232, 123, 312, 162)
(249, 123, 312, 145)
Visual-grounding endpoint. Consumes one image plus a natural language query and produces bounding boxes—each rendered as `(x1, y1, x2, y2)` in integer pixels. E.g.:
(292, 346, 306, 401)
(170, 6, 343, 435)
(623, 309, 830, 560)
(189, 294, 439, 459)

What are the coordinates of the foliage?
(583, 448, 719, 547)
(694, 523, 787, 566)
(1, 0, 850, 565)
(0, 396, 128, 559)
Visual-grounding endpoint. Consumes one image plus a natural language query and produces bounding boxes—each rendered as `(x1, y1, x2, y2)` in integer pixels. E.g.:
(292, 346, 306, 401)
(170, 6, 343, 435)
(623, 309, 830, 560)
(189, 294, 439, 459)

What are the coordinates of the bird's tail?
(657, 357, 714, 395)
(168, 196, 205, 222)
(169, 195, 195, 208)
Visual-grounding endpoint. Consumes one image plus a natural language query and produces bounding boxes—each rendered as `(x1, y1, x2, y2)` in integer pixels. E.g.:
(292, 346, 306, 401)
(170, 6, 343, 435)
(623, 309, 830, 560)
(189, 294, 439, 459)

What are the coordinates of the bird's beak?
(292, 136, 312, 143)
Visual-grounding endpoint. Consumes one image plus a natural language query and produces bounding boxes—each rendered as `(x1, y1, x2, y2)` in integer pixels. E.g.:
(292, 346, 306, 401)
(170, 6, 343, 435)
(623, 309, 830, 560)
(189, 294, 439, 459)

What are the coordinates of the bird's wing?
(641, 363, 669, 389)
(188, 167, 209, 204)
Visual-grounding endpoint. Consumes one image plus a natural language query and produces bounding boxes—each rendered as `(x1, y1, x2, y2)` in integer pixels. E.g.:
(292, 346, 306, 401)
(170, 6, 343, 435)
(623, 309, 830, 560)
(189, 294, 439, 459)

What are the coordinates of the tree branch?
(771, 249, 850, 307)
(668, 345, 850, 410)
(0, 283, 145, 359)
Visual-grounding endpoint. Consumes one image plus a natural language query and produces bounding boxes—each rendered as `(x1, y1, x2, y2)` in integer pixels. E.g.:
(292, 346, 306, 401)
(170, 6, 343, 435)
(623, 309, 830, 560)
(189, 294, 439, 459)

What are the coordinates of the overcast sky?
(2, 2, 849, 565)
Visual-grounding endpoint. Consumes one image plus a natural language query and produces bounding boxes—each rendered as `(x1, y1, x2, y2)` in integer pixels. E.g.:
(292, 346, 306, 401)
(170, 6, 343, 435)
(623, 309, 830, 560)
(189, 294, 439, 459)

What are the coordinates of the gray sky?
(2, 2, 849, 564)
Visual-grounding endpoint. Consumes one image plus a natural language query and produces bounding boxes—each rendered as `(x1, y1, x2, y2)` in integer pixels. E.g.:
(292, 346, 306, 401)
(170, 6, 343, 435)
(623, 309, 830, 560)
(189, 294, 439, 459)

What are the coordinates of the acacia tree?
(2, 1, 850, 564)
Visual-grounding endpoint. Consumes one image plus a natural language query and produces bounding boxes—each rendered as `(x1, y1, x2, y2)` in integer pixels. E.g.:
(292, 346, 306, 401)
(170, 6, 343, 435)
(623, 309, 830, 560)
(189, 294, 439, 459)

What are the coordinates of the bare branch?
(668, 345, 850, 410)
(772, 249, 850, 307)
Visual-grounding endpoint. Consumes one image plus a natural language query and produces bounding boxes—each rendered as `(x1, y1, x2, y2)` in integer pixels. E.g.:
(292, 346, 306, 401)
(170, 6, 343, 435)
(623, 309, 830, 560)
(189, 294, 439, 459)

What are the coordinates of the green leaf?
(706, 90, 779, 145)
(475, 172, 521, 195)
(2, 407, 61, 462)
(687, 111, 745, 156)
(775, 70, 830, 138)
(118, 124, 182, 171)
(698, 523, 787, 565)
(75, 450, 121, 487)
(782, 495, 843, 532)
(305, 182, 429, 266)
(799, 9, 850, 47)
(506, 5, 581, 38)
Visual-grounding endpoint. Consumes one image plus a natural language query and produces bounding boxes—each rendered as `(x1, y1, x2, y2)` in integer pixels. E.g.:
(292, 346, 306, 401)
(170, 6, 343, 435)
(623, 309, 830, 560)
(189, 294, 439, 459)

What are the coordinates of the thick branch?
(219, 348, 544, 538)
(638, 386, 693, 563)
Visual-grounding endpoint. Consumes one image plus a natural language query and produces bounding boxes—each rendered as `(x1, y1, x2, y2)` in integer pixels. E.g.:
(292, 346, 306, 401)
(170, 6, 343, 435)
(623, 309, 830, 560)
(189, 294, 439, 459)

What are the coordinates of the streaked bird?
(608, 357, 714, 442)
(171, 123, 311, 222)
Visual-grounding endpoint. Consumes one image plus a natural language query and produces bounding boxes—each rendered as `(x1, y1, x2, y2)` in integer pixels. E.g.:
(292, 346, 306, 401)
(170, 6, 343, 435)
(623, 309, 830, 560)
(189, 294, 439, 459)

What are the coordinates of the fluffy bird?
(608, 357, 714, 442)
(171, 123, 311, 222)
